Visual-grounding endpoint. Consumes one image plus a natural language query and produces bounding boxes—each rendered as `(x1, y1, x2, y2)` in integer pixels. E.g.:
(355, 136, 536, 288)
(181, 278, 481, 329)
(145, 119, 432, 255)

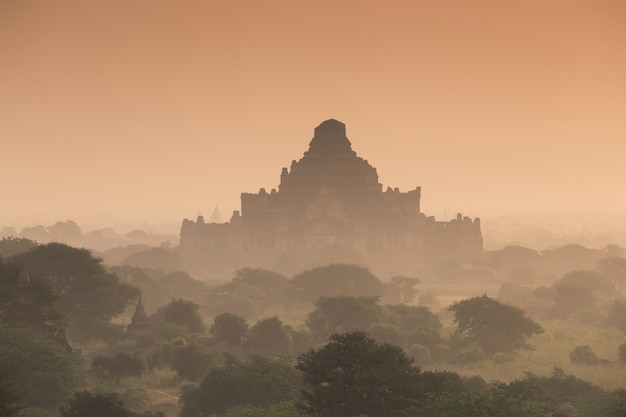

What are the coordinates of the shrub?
(569, 345, 599, 365)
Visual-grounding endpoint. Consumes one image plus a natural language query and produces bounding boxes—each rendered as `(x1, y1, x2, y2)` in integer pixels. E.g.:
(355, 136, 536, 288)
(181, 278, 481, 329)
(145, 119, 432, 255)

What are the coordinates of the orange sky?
(1, 0, 625, 231)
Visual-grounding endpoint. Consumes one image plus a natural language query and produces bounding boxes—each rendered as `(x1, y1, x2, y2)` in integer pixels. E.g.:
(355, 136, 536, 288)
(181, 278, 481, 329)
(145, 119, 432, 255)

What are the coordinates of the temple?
(180, 119, 482, 274)
(126, 294, 151, 338)
(2, 266, 71, 350)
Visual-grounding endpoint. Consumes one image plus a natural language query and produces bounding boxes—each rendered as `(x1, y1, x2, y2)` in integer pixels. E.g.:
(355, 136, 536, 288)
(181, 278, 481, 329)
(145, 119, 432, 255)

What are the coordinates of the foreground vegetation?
(1, 238, 626, 416)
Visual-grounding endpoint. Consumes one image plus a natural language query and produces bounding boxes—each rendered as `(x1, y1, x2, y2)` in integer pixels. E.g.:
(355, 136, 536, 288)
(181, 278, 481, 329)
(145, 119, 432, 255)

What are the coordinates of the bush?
(569, 345, 601, 365)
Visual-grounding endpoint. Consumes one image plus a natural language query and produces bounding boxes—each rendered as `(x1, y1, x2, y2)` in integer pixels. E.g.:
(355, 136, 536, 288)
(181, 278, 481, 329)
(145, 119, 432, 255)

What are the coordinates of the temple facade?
(180, 119, 482, 273)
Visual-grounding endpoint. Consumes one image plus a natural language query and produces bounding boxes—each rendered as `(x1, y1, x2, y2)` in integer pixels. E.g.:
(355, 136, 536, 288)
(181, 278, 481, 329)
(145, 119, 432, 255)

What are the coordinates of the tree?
(232, 268, 290, 304)
(291, 264, 384, 304)
(161, 298, 205, 334)
(180, 355, 301, 417)
(245, 317, 291, 354)
(224, 401, 304, 417)
(210, 313, 249, 346)
(569, 345, 603, 365)
(553, 270, 613, 296)
(619, 343, 626, 364)
(6, 243, 139, 329)
(542, 244, 605, 271)
(205, 281, 265, 318)
(169, 344, 216, 381)
(0, 328, 85, 408)
(59, 391, 164, 417)
(60, 391, 133, 417)
(548, 283, 595, 319)
(158, 271, 210, 305)
(0, 237, 37, 258)
(0, 365, 21, 417)
(47, 220, 82, 241)
(596, 256, 626, 294)
(448, 294, 543, 355)
(385, 304, 441, 340)
(306, 295, 385, 341)
(405, 387, 556, 417)
(383, 276, 420, 305)
(92, 352, 145, 384)
(121, 247, 184, 272)
(296, 331, 422, 417)
(503, 367, 603, 415)
(606, 301, 626, 333)
(578, 389, 626, 417)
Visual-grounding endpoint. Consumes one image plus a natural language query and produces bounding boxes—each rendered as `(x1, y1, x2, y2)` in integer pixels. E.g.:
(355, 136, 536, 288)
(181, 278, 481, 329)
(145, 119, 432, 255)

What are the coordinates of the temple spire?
(136, 294, 145, 315)
(127, 293, 151, 338)
(306, 119, 355, 156)
(17, 265, 32, 288)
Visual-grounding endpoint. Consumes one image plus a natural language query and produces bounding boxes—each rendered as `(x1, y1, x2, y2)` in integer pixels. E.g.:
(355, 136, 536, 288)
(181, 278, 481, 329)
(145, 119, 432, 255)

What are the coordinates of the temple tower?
(4, 266, 46, 329)
(3, 266, 71, 350)
(126, 294, 151, 337)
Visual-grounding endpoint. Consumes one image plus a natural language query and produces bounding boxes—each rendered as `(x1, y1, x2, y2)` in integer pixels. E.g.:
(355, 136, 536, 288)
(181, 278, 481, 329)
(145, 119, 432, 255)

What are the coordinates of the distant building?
(180, 119, 482, 272)
(2, 266, 71, 350)
(126, 294, 151, 338)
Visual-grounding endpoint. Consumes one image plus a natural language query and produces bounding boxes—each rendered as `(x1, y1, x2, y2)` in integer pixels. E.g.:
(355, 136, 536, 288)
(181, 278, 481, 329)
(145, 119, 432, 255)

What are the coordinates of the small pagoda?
(126, 294, 151, 338)
(2, 266, 71, 351)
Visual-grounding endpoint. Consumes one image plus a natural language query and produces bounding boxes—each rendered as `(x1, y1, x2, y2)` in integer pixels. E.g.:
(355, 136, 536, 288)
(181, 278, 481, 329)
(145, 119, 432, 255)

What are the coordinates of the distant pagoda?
(126, 294, 151, 338)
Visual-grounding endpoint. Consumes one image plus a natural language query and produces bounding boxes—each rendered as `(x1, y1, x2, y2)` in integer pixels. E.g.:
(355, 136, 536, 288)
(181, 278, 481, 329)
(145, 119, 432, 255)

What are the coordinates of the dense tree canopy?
(60, 391, 164, 417)
(180, 355, 301, 417)
(503, 368, 603, 416)
(245, 317, 291, 355)
(223, 401, 303, 417)
(205, 280, 266, 318)
(0, 364, 21, 417)
(0, 328, 85, 408)
(168, 343, 216, 381)
(0, 237, 37, 258)
(448, 294, 543, 355)
(296, 331, 422, 417)
(92, 352, 145, 384)
(596, 256, 626, 294)
(306, 296, 384, 341)
(232, 268, 290, 303)
(210, 312, 249, 346)
(120, 247, 184, 272)
(608, 301, 626, 333)
(3, 243, 139, 330)
(291, 264, 384, 303)
(161, 298, 206, 334)
(383, 276, 421, 305)
(60, 391, 133, 417)
(405, 387, 556, 417)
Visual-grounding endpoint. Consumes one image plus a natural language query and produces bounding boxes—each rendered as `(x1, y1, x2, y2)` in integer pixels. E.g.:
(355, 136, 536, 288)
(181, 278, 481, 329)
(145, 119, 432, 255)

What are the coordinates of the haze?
(2, 0, 625, 230)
